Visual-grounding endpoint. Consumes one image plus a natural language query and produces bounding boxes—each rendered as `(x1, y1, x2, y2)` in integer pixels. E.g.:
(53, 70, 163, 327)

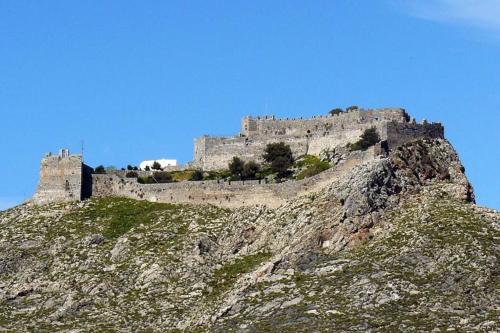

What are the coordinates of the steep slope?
(0, 139, 498, 332)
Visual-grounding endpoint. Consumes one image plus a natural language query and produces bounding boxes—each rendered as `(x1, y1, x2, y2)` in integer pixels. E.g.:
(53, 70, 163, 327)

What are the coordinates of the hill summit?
(0, 111, 499, 332)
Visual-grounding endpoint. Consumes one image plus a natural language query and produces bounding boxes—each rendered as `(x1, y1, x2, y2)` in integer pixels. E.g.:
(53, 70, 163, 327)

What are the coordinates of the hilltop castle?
(191, 107, 442, 170)
(33, 107, 444, 207)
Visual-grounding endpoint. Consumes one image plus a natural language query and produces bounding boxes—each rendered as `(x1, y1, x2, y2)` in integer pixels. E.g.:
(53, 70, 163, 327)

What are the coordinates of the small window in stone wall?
(65, 180, 70, 191)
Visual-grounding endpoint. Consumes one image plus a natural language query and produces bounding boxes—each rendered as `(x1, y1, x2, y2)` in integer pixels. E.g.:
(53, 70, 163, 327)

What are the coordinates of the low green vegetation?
(202, 169, 231, 180)
(295, 155, 330, 180)
(189, 170, 204, 181)
(64, 197, 180, 239)
(228, 157, 262, 180)
(213, 191, 499, 332)
(125, 171, 138, 178)
(138, 171, 173, 184)
(169, 170, 196, 182)
(207, 252, 272, 298)
(350, 127, 380, 151)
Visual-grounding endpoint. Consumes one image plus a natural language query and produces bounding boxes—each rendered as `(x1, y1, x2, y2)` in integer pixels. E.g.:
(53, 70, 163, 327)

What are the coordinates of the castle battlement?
(33, 107, 444, 207)
(194, 108, 441, 170)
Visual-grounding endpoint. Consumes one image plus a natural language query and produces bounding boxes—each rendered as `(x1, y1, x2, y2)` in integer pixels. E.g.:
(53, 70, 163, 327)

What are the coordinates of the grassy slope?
(214, 190, 499, 332)
(0, 190, 498, 332)
(0, 198, 234, 331)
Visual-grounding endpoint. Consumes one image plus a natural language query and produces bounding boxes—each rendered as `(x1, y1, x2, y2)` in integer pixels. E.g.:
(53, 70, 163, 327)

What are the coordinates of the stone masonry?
(192, 108, 444, 170)
(33, 149, 93, 205)
(32, 108, 444, 207)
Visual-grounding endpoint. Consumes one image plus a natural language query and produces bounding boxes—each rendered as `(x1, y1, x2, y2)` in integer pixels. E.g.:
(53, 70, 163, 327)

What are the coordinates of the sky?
(0, 0, 499, 210)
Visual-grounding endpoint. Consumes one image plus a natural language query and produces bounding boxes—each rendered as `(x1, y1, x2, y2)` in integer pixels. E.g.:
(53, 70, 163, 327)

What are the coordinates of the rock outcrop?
(0, 139, 498, 332)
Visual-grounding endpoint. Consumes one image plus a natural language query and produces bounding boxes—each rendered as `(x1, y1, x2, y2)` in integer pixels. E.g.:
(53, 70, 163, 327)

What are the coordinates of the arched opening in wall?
(65, 180, 70, 191)
(307, 130, 311, 134)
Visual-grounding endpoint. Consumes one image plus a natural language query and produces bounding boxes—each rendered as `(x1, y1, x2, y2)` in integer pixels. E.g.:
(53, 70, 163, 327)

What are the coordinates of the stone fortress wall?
(32, 107, 445, 208)
(33, 149, 93, 205)
(91, 149, 375, 208)
(192, 108, 444, 170)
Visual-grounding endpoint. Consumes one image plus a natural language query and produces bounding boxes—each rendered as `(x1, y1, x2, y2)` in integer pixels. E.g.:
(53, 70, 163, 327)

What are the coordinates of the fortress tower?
(32, 108, 445, 207)
(33, 149, 93, 205)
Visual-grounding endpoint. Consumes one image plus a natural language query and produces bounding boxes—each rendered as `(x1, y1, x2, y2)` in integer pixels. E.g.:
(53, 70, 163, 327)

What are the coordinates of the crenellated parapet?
(32, 107, 445, 206)
(193, 108, 442, 170)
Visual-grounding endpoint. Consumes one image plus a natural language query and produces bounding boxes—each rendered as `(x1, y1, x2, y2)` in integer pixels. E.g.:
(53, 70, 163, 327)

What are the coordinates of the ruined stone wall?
(241, 108, 408, 137)
(33, 154, 84, 205)
(192, 109, 443, 171)
(92, 149, 375, 208)
(193, 112, 394, 170)
(193, 135, 311, 170)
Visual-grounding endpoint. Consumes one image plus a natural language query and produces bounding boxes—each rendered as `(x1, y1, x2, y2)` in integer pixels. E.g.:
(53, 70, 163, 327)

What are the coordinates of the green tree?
(125, 171, 138, 178)
(144, 165, 151, 171)
(263, 142, 293, 176)
(126, 165, 133, 170)
(151, 161, 162, 170)
(229, 156, 245, 179)
(190, 170, 204, 181)
(346, 105, 359, 112)
(94, 165, 106, 174)
(271, 156, 292, 177)
(351, 127, 380, 151)
(328, 108, 344, 116)
(242, 161, 260, 180)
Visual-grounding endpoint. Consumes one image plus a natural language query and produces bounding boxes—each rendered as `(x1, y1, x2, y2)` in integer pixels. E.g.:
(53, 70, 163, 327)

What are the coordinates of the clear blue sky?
(1, 1, 499, 210)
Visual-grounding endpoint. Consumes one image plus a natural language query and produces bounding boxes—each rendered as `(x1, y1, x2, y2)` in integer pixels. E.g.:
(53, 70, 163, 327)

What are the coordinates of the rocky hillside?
(0, 139, 498, 332)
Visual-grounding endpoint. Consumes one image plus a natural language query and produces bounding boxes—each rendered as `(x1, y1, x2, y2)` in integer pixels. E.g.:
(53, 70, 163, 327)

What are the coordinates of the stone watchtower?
(33, 149, 93, 205)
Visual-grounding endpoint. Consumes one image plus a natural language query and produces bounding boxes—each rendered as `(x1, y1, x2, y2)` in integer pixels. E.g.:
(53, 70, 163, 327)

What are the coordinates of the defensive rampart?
(92, 149, 375, 208)
(193, 108, 443, 170)
(32, 108, 445, 207)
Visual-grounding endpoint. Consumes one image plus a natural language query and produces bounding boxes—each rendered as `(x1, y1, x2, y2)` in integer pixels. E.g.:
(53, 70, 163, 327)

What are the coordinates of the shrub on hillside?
(153, 171, 172, 183)
(242, 161, 260, 180)
(94, 165, 106, 174)
(297, 162, 330, 180)
(151, 161, 162, 170)
(328, 108, 344, 116)
(295, 155, 330, 180)
(125, 171, 138, 178)
(137, 171, 173, 184)
(350, 127, 380, 151)
(190, 170, 204, 181)
(229, 157, 245, 179)
(203, 170, 231, 181)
